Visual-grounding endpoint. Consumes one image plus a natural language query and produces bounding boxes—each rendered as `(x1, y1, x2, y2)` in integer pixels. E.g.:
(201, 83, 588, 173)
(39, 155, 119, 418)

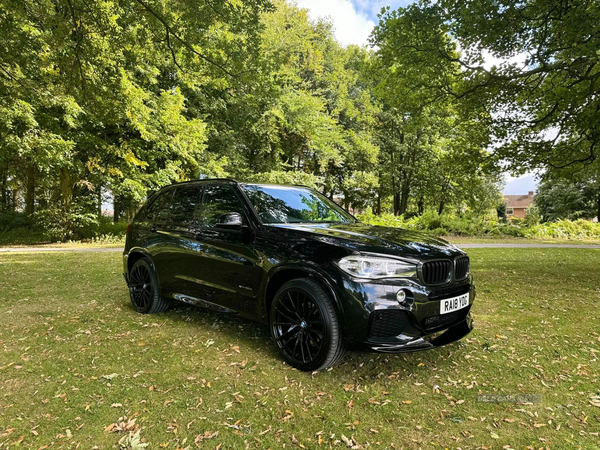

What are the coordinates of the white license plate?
(440, 293, 469, 315)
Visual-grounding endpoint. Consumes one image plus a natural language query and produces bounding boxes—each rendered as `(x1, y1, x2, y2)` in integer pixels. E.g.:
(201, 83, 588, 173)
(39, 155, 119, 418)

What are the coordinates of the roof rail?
(158, 178, 239, 188)
(199, 178, 238, 184)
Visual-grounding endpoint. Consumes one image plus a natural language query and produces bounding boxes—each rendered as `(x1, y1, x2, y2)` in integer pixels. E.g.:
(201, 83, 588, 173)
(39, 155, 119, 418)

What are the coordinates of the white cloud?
(482, 50, 527, 71)
(503, 173, 539, 195)
(295, 0, 375, 47)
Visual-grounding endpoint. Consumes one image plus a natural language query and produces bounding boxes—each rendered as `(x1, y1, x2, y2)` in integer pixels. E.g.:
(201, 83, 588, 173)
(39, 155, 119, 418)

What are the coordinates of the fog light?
(396, 289, 406, 303)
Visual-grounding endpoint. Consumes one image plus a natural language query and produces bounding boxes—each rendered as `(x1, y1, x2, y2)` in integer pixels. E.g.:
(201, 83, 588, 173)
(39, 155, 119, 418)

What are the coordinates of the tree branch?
(132, 0, 238, 78)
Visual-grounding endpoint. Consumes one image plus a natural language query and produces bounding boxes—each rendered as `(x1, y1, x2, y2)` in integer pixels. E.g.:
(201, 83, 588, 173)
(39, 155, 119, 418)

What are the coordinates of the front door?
(192, 184, 262, 317)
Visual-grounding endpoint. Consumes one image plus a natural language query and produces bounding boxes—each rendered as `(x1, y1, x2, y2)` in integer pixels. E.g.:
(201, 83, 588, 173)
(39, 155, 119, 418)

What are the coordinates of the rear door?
(155, 184, 204, 298)
(193, 184, 262, 316)
(138, 188, 176, 292)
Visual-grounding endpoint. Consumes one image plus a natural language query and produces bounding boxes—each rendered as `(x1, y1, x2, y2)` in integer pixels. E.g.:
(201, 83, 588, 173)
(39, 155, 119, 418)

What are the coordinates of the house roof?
(504, 194, 534, 208)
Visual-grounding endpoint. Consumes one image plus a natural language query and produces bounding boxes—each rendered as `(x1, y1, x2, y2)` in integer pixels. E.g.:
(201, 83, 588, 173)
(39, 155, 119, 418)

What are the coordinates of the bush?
(0, 208, 127, 245)
(357, 211, 600, 240)
(0, 210, 35, 231)
(78, 215, 128, 240)
(34, 206, 98, 241)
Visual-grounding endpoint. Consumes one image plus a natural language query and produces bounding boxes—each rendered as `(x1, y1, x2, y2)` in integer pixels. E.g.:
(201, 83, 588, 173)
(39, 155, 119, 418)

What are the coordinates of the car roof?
(157, 179, 311, 190)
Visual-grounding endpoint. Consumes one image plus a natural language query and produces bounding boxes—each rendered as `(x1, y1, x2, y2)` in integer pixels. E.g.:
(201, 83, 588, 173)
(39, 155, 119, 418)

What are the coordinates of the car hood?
(269, 222, 463, 260)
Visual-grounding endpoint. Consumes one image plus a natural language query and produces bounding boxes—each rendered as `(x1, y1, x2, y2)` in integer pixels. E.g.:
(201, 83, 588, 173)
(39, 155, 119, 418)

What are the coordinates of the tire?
(128, 258, 170, 314)
(270, 278, 346, 371)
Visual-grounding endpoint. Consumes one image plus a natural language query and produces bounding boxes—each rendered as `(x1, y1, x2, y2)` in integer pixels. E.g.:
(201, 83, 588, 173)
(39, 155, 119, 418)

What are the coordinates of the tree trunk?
(418, 197, 424, 215)
(97, 184, 102, 220)
(375, 192, 381, 215)
(59, 168, 73, 214)
(391, 150, 399, 216)
(597, 190, 600, 221)
(113, 195, 120, 224)
(399, 191, 409, 215)
(25, 165, 35, 215)
(398, 175, 410, 215)
(393, 192, 400, 216)
(1, 169, 6, 211)
(438, 199, 445, 215)
(59, 168, 74, 239)
(12, 188, 18, 211)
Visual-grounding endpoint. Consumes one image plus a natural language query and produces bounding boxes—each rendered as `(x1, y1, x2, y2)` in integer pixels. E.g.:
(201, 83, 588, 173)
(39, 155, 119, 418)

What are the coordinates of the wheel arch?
(125, 249, 162, 292)
(262, 265, 346, 330)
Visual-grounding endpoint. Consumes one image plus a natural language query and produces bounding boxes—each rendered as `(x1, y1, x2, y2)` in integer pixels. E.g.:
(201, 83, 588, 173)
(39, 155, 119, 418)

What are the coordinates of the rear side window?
(145, 190, 174, 222)
(168, 185, 202, 225)
(201, 185, 247, 227)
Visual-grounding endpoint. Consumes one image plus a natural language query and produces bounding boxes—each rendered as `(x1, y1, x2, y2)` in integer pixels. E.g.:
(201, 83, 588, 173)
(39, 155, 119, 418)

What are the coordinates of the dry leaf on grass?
(194, 431, 218, 447)
(105, 417, 138, 433)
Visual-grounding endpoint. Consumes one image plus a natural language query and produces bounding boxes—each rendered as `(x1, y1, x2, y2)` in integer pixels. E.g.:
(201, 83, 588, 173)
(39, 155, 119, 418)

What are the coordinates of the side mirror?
(216, 212, 244, 228)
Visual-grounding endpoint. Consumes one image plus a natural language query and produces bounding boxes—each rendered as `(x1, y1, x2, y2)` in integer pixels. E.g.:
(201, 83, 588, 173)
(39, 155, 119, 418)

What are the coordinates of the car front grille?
(421, 305, 471, 333)
(455, 256, 470, 280)
(368, 310, 410, 338)
(421, 260, 452, 284)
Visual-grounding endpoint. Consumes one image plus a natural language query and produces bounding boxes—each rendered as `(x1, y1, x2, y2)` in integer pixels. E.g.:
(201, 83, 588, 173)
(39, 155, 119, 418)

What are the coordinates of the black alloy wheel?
(128, 258, 170, 314)
(270, 278, 345, 371)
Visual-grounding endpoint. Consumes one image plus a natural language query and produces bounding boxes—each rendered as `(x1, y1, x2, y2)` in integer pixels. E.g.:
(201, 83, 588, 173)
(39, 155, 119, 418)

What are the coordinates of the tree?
(535, 179, 597, 222)
(1, 0, 512, 241)
(372, 0, 600, 174)
(0, 0, 272, 235)
(195, 0, 380, 211)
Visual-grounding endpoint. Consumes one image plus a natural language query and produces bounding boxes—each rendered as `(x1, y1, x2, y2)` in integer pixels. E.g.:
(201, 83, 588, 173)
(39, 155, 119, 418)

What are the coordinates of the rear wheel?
(128, 258, 170, 314)
(270, 278, 345, 371)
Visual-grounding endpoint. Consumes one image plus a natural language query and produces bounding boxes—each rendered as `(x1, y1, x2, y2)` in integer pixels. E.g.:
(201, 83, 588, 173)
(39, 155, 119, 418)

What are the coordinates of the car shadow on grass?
(126, 297, 460, 380)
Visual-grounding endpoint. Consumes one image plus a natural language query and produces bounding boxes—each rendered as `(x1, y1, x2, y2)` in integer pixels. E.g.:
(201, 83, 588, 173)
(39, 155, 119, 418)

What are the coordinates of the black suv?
(123, 179, 474, 371)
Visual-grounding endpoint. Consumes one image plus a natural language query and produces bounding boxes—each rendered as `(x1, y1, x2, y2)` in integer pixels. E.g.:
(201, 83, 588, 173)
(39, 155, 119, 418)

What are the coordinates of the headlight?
(335, 255, 417, 279)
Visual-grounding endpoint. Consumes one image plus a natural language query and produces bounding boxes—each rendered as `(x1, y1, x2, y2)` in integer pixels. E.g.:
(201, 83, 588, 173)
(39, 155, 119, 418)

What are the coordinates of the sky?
(295, 0, 538, 195)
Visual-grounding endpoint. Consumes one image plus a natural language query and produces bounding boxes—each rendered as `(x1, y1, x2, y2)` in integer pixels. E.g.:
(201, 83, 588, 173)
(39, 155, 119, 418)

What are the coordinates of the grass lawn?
(0, 242, 124, 249)
(0, 249, 599, 449)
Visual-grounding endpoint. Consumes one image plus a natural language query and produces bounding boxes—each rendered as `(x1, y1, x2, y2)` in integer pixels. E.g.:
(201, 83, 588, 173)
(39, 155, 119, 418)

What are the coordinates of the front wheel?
(270, 278, 346, 371)
(128, 258, 170, 314)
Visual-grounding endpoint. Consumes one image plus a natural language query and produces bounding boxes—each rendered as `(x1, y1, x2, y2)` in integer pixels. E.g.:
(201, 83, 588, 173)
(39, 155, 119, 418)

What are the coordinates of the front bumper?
(324, 265, 475, 352)
(362, 314, 473, 353)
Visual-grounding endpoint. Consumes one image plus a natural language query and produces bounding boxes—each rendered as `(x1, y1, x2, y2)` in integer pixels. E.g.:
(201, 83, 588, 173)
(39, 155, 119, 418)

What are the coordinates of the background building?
(504, 191, 535, 219)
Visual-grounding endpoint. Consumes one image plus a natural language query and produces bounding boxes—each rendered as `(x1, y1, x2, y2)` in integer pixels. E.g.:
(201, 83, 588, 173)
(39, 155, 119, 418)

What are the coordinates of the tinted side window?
(201, 185, 246, 227)
(146, 190, 174, 222)
(168, 185, 202, 225)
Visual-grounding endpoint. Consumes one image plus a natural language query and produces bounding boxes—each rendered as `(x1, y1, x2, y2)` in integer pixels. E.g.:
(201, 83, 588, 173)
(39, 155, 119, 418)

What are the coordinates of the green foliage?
(0, 210, 33, 231)
(358, 211, 600, 240)
(0, 0, 515, 242)
(535, 179, 597, 222)
(33, 205, 97, 241)
(0, 209, 126, 245)
(371, 0, 600, 217)
(119, 430, 148, 450)
(523, 206, 541, 227)
(0, 0, 272, 237)
(245, 170, 322, 188)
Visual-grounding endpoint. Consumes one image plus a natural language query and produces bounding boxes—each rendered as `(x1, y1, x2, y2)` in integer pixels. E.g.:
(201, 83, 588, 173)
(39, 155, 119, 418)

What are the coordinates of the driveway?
(457, 243, 600, 248)
(0, 247, 123, 252)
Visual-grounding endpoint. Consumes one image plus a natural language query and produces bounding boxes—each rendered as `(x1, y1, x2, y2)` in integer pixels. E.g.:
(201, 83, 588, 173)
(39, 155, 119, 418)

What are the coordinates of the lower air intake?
(368, 310, 410, 338)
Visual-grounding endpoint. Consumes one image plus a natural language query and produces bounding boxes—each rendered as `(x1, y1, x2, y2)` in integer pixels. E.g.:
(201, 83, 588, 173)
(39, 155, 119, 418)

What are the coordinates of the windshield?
(241, 185, 355, 224)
